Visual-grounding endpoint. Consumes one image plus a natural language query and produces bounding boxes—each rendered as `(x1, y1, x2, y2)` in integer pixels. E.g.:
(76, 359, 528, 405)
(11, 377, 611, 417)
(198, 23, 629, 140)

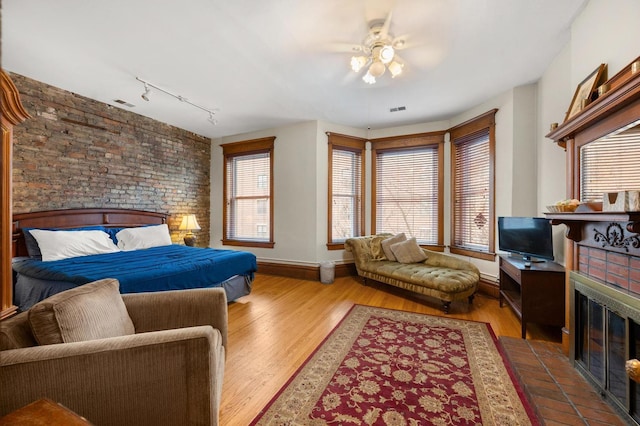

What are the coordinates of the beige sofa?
(345, 235, 480, 313)
(0, 279, 227, 426)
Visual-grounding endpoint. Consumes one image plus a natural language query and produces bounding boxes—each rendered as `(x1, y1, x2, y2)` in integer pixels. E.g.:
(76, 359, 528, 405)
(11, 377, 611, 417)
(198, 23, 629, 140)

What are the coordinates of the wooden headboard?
(12, 208, 168, 257)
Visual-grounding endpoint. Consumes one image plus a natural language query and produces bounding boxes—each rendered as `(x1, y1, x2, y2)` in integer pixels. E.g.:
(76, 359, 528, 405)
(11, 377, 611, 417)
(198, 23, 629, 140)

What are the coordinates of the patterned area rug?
(250, 305, 538, 425)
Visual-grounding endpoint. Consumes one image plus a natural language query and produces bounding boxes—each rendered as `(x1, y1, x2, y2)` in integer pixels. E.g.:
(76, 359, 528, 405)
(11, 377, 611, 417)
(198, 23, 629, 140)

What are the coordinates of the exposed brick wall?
(10, 72, 211, 246)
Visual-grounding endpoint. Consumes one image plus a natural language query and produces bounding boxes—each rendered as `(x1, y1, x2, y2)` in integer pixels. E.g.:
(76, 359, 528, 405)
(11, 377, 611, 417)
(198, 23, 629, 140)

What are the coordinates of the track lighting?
(136, 77, 219, 126)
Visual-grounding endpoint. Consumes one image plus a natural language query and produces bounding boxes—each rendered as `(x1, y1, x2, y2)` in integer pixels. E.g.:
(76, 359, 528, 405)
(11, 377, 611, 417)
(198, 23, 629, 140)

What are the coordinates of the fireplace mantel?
(546, 212, 640, 242)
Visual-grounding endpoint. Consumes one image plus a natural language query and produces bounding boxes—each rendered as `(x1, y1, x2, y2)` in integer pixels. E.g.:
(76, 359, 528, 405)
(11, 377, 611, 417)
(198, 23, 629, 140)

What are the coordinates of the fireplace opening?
(572, 271, 640, 424)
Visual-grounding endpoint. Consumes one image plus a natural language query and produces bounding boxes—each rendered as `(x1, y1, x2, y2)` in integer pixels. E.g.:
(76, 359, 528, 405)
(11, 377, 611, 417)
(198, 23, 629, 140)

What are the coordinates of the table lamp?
(179, 214, 201, 247)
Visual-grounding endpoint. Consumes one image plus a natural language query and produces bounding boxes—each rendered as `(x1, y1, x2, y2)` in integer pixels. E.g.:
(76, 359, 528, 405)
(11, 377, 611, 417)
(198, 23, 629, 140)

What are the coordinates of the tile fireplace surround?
(547, 213, 640, 424)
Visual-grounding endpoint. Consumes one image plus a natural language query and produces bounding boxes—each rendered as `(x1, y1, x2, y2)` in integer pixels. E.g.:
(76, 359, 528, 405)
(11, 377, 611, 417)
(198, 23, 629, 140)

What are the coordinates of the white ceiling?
(2, 0, 588, 139)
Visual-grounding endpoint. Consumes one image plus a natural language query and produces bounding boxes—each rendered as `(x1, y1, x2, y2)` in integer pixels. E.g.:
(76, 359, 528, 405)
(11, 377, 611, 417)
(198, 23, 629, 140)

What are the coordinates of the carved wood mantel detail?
(1, 70, 31, 320)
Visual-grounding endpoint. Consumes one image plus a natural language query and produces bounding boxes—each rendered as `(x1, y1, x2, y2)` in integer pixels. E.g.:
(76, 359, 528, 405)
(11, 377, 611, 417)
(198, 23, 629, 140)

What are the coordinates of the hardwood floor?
(220, 273, 561, 425)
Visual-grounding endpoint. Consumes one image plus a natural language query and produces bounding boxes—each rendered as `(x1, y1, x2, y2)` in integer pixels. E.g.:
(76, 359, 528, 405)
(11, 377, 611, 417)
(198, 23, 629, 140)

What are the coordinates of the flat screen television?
(498, 216, 554, 262)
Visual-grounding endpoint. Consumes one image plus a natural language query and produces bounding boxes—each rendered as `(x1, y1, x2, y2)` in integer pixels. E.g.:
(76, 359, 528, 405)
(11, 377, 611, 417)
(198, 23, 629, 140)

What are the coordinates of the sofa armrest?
(122, 287, 228, 349)
(423, 249, 480, 276)
(0, 326, 223, 426)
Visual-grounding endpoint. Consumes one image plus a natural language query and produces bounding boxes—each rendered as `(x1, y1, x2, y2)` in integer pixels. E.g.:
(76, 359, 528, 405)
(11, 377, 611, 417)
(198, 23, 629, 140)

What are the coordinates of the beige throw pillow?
(381, 233, 406, 261)
(390, 237, 428, 264)
(28, 278, 135, 345)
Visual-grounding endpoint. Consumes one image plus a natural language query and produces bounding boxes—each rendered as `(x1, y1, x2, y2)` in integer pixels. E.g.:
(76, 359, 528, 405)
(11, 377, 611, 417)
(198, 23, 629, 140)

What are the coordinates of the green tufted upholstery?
(345, 235, 480, 312)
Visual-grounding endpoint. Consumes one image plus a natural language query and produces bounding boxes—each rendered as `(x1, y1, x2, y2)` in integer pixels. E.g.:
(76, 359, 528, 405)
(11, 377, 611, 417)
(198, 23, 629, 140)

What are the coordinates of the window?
(449, 109, 497, 260)
(327, 133, 366, 249)
(371, 132, 445, 248)
(580, 119, 640, 202)
(222, 137, 275, 248)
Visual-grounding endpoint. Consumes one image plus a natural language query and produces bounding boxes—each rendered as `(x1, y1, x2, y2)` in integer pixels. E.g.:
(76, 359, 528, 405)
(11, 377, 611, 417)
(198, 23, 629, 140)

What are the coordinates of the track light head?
(141, 83, 151, 101)
(208, 112, 218, 126)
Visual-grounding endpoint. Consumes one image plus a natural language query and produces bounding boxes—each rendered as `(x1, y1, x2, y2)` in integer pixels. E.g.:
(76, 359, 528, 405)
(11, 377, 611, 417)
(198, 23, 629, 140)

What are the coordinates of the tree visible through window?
(222, 137, 275, 248)
(449, 109, 496, 260)
(371, 132, 445, 248)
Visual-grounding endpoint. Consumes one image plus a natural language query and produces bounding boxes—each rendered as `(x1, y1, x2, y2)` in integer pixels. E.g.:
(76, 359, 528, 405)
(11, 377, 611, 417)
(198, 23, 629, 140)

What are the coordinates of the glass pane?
(332, 149, 360, 241)
(580, 119, 640, 202)
(633, 321, 640, 423)
(577, 292, 588, 365)
(607, 311, 627, 405)
(376, 147, 439, 245)
(453, 133, 490, 250)
(589, 299, 605, 384)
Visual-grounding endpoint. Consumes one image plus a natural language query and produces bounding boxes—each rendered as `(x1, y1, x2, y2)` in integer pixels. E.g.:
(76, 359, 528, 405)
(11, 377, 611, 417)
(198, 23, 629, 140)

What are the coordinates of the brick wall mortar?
(10, 73, 211, 246)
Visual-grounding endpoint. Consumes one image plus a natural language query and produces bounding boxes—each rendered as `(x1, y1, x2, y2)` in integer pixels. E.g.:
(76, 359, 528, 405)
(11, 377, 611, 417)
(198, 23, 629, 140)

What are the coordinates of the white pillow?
(29, 229, 121, 262)
(116, 224, 172, 251)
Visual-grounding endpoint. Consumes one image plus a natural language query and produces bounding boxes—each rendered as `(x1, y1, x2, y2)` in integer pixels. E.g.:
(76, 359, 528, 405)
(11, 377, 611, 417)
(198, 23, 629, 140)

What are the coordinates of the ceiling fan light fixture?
(362, 72, 376, 84)
(379, 45, 395, 64)
(388, 60, 404, 78)
(350, 56, 368, 73)
(369, 61, 386, 78)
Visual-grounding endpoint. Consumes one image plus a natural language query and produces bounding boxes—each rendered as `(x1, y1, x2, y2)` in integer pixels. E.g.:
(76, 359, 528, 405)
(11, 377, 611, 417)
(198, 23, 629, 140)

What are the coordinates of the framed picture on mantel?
(564, 63, 607, 122)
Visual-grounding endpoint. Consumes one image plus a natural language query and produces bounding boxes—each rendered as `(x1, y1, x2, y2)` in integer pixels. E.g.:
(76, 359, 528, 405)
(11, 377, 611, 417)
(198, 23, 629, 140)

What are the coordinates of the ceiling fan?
(348, 12, 410, 84)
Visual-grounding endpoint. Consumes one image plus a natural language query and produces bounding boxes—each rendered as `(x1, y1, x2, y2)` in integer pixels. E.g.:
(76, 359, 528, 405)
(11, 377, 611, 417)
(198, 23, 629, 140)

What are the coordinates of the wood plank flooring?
(220, 273, 561, 425)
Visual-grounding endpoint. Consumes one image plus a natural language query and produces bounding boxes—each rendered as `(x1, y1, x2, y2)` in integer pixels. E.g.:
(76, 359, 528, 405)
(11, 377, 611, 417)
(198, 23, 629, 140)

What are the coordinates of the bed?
(11, 208, 257, 311)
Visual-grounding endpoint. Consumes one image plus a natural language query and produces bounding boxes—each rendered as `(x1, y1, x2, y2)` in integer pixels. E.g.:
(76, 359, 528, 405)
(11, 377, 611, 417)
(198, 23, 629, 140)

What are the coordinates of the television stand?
(499, 255, 565, 338)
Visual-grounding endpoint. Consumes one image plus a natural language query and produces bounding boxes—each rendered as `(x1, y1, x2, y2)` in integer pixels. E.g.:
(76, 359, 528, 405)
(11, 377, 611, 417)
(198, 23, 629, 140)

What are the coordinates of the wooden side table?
(0, 398, 91, 425)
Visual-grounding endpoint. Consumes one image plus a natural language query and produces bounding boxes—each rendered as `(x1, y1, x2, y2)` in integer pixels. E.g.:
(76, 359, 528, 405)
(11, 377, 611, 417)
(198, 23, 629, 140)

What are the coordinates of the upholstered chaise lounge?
(345, 234, 480, 313)
(0, 279, 227, 426)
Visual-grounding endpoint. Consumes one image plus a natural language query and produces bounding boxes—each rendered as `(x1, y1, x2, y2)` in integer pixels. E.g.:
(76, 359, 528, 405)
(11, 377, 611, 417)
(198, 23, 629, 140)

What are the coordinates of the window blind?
(453, 132, 490, 251)
(375, 147, 439, 244)
(226, 152, 270, 241)
(581, 120, 640, 202)
(331, 148, 361, 241)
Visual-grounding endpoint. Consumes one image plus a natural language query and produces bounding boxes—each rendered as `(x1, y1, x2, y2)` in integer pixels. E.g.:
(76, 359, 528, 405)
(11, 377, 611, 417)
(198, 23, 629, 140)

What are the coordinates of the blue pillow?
(22, 226, 107, 259)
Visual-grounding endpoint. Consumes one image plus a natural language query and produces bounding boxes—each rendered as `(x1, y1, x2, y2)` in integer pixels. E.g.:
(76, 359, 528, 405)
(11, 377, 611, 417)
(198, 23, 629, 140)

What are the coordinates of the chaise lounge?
(345, 234, 480, 313)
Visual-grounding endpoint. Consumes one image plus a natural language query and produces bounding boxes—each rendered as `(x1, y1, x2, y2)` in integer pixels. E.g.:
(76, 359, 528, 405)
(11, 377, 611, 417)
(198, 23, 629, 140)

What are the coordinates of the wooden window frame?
(449, 109, 497, 261)
(326, 132, 366, 250)
(370, 131, 445, 251)
(221, 136, 275, 248)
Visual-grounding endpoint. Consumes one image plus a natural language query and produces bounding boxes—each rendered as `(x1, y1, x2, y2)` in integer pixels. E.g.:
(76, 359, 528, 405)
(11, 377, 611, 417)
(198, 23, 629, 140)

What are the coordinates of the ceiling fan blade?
(320, 41, 365, 54)
(379, 11, 393, 38)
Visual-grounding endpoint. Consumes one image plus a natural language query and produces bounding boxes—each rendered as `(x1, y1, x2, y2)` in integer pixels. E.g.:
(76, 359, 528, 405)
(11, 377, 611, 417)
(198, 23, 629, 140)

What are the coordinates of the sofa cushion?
(370, 236, 388, 260)
(391, 237, 428, 264)
(381, 233, 406, 261)
(28, 278, 135, 345)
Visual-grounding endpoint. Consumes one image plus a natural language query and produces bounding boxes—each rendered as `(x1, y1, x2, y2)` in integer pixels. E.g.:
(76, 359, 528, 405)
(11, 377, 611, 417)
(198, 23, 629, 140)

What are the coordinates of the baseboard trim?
(257, 261, 498, 298)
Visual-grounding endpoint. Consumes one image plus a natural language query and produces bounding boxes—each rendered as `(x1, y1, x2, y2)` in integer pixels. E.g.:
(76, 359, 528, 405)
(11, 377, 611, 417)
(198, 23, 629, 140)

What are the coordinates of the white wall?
(211, 0, 640, 277)
(536, 0, 640, 265)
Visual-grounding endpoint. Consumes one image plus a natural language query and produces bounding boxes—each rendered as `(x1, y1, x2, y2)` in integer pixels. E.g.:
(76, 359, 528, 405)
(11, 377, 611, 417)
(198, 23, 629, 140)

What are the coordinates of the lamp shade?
(179, 214, 201, 231)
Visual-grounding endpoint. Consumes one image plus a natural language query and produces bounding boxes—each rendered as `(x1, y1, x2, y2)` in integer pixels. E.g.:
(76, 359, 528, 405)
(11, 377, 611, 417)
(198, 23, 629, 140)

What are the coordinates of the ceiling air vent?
(114, 99, 135, 107)
(389, 106, 406, 112)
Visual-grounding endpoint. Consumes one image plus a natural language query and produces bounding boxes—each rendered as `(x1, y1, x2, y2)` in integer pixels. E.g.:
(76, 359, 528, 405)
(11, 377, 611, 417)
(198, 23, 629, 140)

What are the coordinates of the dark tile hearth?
(499, 337, 629, 426)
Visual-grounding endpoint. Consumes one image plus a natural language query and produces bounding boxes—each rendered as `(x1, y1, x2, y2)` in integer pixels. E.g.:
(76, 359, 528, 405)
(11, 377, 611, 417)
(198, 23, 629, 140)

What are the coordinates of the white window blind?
(222, 136, 275, 248)
(452, 131, 490, 251)
(581, 120, 640, 202)
(226, 152, 270, 241)
(331, 148, 361, 242)
(375, 147, 439, 245)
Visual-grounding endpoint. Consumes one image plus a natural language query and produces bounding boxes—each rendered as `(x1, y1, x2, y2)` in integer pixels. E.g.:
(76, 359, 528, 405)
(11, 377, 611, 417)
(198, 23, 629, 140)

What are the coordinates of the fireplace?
(571, 270, 640, 423)
(546, 56, 640, 425)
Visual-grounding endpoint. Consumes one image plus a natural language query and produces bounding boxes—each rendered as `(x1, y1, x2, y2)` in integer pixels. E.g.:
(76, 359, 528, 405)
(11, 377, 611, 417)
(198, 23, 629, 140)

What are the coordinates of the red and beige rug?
(250, 305, 538, 425)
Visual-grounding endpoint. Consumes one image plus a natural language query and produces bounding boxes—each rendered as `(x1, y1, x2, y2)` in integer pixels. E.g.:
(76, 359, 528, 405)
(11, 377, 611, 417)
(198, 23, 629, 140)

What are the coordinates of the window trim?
(221, 136, 275, 248)
(326, 132, 366, 250)
(370, 131, 445, 251)
(448, 109, 497, 261)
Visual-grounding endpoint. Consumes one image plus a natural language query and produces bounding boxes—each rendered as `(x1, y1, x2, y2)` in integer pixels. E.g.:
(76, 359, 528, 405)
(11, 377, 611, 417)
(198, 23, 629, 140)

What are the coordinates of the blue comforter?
(12, 244, 257, 294)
